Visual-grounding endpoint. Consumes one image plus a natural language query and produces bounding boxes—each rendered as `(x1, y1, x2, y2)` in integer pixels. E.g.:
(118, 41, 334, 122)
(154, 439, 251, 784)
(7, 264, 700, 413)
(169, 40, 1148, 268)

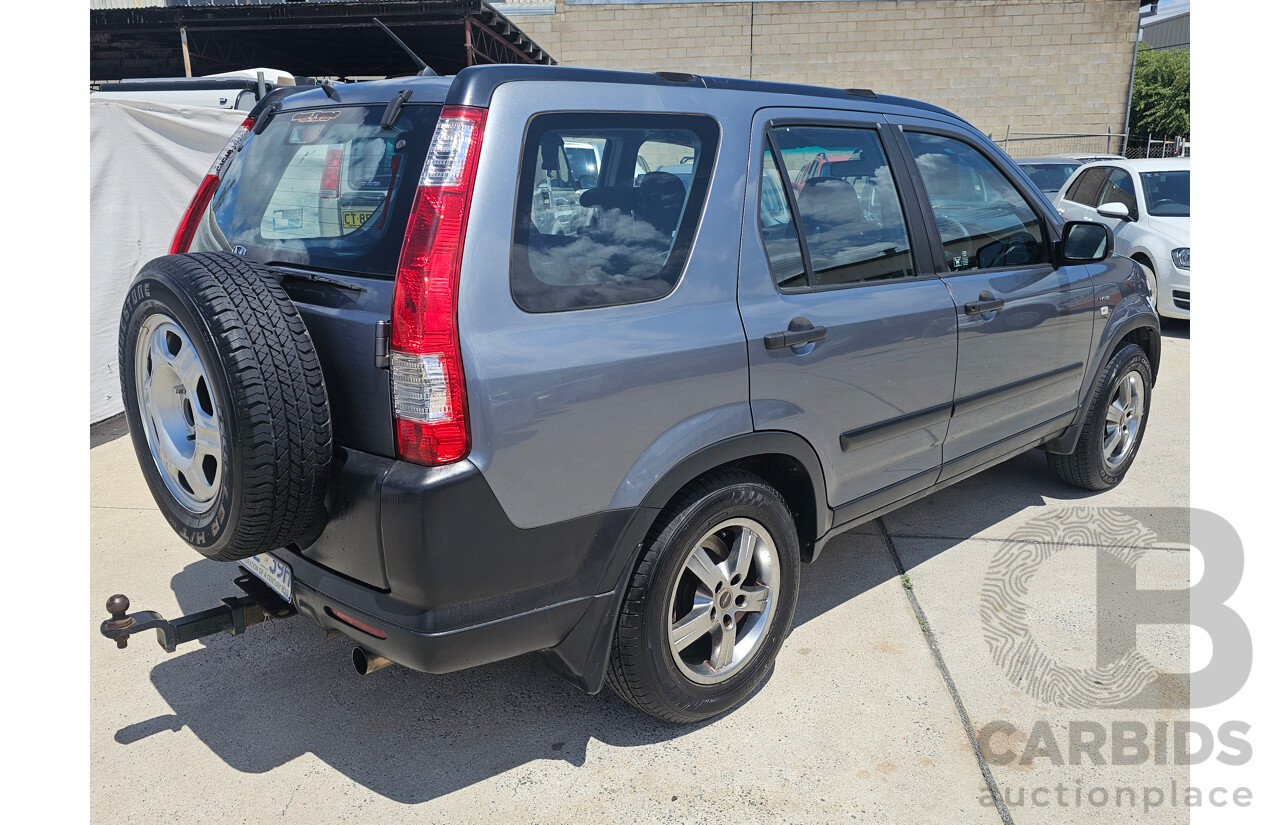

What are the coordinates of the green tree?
(1129, 41, 1191, 139)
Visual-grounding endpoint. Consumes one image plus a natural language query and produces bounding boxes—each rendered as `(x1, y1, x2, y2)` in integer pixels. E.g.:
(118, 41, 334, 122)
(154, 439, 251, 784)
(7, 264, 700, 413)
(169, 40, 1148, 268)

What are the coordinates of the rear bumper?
(283, 548, 603, 673)
(278, 448, 653, 676)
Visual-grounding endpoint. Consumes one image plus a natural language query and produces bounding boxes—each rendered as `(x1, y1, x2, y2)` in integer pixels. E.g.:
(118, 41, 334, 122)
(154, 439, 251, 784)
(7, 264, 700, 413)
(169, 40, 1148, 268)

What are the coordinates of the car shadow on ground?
(1160, 318, 1190, 340)
(117, 451, 1110, 804)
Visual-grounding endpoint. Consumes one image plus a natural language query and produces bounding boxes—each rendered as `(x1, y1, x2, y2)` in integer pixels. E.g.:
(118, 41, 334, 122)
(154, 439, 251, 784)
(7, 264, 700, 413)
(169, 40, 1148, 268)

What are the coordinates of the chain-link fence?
(993, 128, 1189, 160)
(1124, 136, 1189, 159)
(995, 130, 1125, 159)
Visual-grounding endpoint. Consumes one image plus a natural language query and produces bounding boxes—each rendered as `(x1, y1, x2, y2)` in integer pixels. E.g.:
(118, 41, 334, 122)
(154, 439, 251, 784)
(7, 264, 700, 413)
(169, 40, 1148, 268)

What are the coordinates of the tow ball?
(100, 570, 296, 653)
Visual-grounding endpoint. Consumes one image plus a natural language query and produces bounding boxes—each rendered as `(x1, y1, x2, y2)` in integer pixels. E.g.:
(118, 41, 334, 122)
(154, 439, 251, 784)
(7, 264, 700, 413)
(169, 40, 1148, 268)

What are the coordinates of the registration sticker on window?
(272, 209, 303, 230)
(342, 210, 373, 230)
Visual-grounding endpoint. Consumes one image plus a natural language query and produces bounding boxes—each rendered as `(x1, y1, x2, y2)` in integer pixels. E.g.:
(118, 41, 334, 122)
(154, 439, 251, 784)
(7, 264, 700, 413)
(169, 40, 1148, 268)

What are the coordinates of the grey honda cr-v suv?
(113, 65, 1160, 723)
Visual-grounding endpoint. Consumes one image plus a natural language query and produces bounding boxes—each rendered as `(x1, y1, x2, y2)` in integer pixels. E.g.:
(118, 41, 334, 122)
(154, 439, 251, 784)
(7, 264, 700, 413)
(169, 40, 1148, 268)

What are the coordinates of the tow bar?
(100, 570, 297, 653)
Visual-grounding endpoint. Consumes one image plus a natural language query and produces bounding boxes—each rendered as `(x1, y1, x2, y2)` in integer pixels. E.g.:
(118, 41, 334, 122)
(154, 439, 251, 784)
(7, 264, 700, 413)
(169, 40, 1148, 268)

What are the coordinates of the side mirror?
(1097, 201, 1134, 221)
(1057, 221, 1113, 266)
(577, 174, 598, 189)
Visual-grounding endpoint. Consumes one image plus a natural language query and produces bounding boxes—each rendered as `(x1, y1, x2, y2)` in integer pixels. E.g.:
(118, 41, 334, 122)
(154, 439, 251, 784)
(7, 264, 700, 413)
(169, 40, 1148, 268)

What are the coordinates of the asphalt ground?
(90, 321, 1190, 824)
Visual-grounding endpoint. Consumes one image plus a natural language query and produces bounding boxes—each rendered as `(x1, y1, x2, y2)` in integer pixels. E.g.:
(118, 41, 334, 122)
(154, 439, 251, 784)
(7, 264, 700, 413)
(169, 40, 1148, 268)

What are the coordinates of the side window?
(766, 125, 915, 288)
(758, 150, 806, 289)
(1095, 168, 1138, 215)
(1065, 166, 1108, 206)
(511, 113, 719, 313)
(904, 132, 1048, 272)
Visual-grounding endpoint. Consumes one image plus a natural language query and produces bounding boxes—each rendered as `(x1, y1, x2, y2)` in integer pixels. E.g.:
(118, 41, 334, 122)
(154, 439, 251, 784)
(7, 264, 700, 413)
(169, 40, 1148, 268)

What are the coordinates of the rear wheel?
(606, 469, 800, 723)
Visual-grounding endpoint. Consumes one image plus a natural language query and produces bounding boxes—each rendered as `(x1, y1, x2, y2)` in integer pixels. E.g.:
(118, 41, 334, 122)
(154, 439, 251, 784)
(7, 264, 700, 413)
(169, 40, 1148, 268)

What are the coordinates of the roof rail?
(445, 65, 962, 123)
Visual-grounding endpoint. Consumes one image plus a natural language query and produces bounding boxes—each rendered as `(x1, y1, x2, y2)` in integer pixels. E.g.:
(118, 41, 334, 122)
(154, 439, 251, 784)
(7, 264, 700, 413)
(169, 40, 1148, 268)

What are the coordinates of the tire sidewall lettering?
(120, 266, 238, 550)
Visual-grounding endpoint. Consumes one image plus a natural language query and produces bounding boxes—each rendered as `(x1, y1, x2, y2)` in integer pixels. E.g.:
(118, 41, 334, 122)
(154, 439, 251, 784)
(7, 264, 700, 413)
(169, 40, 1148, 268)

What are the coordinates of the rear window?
(510, 112, 720, 312)
(189, 104, 440, 278)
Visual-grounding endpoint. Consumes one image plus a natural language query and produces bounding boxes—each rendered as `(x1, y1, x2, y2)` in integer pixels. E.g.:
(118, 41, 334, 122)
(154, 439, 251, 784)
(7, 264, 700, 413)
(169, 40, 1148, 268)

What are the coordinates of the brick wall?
(512, 0, 1139, 139)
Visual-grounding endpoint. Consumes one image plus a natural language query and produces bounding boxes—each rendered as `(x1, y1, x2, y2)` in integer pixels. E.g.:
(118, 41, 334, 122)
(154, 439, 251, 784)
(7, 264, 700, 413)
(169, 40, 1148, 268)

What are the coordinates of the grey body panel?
(458, 82, 758, 529)
(737, 107, 958, 509)
(936, 263, 1096, 462)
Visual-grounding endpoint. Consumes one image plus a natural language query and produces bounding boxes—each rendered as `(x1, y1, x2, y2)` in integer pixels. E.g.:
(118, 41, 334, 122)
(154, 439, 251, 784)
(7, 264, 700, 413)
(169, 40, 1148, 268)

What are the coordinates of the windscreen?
(189, 104, 441, 278)
(1140, 170, 1190, 217)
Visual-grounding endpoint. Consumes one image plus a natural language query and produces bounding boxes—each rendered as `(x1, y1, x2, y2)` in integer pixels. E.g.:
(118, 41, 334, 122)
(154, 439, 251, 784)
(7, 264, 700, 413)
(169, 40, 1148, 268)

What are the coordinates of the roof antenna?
(372, 17, 438, 77)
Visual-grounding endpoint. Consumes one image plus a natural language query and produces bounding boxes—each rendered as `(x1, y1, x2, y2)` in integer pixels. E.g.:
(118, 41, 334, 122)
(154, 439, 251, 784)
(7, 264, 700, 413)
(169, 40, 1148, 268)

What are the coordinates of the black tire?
(118, 252, 332, 561)
(606, 469, 800, 723)
(1047, 343, 1152, 491)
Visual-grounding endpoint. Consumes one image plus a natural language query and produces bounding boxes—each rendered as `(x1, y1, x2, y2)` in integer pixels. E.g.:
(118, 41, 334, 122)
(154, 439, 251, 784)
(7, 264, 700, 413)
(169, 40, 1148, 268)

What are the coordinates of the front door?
(889, 123, 1097, 472)
(736, 111, 958, 513)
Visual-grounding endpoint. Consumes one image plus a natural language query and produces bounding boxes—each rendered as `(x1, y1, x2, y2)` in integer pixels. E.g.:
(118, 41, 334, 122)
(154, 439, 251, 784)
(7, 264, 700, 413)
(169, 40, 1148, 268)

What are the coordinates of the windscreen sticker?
(291, 111, 342, 123)
(272, 209, 304, 231)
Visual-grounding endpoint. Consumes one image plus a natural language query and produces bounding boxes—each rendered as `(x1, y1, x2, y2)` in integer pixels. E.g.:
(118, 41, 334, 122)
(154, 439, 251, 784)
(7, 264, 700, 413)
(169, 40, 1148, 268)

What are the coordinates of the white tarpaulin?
(90, 99, 245, 424)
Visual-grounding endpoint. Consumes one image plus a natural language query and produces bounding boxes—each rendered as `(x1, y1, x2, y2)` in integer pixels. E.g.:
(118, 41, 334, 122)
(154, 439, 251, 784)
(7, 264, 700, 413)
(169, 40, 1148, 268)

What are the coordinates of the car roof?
(442, 65, 963, 120)
(259, 65, 967, 126)
(1014, 156, 1082, 165)
(1077, 157, 1191, 173)
(1053, 152, 1124, 160)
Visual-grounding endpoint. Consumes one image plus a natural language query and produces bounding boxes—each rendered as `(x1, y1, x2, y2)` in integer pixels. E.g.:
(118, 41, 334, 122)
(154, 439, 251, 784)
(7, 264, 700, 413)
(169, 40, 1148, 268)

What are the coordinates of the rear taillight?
(389, 105, 487, 465)
(320, 148, 344, 199)
(169, 116, 255, 254)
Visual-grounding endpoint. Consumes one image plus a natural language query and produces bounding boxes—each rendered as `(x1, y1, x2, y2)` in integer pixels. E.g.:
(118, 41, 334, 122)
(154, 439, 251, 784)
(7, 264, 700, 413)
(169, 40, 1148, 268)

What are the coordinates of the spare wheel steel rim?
(666, 517, 780, 685)
(135, 314, 224, 515)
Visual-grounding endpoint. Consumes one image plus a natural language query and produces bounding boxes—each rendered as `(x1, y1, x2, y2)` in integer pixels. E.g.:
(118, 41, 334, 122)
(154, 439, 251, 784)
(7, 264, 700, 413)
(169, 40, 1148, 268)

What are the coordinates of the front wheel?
(606, 469, 800, 723)
(1137, 262, 1159, 315)
(1047, 343, 1152, 491)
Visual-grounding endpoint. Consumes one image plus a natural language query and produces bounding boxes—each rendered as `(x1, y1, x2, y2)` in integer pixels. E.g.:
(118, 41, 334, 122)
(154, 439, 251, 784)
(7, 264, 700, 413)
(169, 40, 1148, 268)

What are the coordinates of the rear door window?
(511, 113, 720, 312)
(766, 125, 916, 288)
(190, 104, 440, 278)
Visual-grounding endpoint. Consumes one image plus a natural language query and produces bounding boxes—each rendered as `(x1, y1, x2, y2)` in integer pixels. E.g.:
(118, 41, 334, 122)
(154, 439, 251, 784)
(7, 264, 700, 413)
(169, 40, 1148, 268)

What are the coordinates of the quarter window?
(511, 113, 719, 312)
(904, 132, 1048, 272)
(758, 150, 806, 289)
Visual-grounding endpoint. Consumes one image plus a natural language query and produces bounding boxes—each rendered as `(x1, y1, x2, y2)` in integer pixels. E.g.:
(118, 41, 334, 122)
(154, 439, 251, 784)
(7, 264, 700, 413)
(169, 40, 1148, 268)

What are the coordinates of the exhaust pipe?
(352, 647, 395, 675)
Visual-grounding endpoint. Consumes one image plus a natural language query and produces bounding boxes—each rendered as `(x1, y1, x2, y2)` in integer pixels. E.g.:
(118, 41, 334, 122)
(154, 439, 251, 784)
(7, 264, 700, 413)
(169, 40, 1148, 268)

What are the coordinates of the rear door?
(888, 120, 1096, 472)
(737, 109, 958, 513)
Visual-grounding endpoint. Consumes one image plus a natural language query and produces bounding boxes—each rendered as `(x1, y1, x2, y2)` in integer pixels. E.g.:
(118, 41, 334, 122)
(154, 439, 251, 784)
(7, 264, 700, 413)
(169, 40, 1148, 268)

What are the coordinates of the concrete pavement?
(90, 323, 1190, 824)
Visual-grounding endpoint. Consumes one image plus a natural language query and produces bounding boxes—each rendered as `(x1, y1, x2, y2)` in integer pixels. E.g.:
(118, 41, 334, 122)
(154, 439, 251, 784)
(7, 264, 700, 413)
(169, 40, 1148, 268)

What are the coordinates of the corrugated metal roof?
(1140, 10, 1190, 51)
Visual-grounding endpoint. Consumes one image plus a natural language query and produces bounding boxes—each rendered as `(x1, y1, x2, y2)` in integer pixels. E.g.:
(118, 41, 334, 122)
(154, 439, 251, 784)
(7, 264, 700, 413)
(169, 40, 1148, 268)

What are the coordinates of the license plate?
(243, 553, 292, 603)
(342, 210, 373, 229)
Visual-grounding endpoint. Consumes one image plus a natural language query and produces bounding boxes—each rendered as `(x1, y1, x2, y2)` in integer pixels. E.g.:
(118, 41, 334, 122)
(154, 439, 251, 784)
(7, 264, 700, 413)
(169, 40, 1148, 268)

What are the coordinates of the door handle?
(964, 294, 1005, 315)
(764, 317, 827, 350)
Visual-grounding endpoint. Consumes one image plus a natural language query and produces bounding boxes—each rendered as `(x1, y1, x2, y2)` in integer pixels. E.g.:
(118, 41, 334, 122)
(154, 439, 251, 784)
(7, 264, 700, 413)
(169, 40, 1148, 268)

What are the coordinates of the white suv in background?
(1054, 158, 1190, 319)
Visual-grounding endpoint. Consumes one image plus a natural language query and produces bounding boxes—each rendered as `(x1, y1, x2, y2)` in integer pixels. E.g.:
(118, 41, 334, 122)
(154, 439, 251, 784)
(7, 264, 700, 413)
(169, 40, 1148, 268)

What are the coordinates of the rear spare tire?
(118, 252, 332, 561)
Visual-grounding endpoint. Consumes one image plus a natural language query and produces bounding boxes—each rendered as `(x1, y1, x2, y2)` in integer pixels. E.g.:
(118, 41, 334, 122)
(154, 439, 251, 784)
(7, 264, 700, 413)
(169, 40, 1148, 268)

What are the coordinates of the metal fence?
(994, 128, 1189, 160)
(995, 129, 1126, 159)
(1125, 135, 1189, 159)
